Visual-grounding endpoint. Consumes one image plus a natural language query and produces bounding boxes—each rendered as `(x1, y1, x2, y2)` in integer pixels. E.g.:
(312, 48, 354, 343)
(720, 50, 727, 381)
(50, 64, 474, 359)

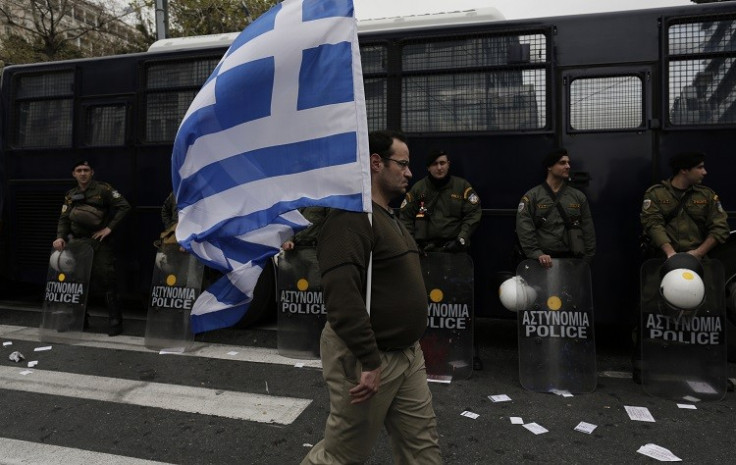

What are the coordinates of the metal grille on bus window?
(146, 91, 197, 142)
(667, 19, 736, 125)
(364, 78, 387, 132)
(569, 76, 643, 131)
(402, 33, 546, 71)
(13, 100, 73, 148)
(360, 44, 387, 74)
(146, 59, 220, 89)
(16, 72, 74, 98)
(84, 105, 126, 146)
(402, 70, 545, 132)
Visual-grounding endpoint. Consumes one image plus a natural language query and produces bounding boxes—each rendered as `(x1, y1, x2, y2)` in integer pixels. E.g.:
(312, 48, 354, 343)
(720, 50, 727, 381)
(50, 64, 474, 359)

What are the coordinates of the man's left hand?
(349, 367, 381, 404)
(92, 227, 112, 241)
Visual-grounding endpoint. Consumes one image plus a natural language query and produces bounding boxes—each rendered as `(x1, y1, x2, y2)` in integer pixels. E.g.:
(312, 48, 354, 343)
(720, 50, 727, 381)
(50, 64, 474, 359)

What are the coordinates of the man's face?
(683, 162, 707, 185)
(428, 155, 450, 180)
(72, 166, 94, 186)
(377, 139, 412, 200)
(548, 156, 570, 180)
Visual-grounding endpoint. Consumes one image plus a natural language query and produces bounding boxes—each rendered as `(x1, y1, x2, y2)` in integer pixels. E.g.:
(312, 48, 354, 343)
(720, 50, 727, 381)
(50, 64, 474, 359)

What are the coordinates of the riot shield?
(640, 259, 727, 401)
(419, 252, 474, 382)
(277, 247, 325, 359)
(39, 241, 94, 343)
(516, 259, 596, 393)
(144, 245, 204, 352)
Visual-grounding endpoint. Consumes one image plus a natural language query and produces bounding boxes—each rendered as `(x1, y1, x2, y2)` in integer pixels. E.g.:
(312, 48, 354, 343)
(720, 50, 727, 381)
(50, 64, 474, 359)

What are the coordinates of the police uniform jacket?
(57, 180, 131, 239)
(640, 179, 729, 252)
(399, 175, 481, 245)
(516, 183, 596, 260)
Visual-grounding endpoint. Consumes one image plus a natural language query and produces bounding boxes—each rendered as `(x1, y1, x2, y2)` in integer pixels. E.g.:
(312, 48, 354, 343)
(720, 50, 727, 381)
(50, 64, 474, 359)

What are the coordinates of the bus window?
(144, 58, 220, 142)
(667, 18, 736, 126)
(83, 104, 127, 146)
(400, 32, 547, 133)
(569, 75, 643, 131)
(361, 43, 388, 132)
(12, 71, 74, 148)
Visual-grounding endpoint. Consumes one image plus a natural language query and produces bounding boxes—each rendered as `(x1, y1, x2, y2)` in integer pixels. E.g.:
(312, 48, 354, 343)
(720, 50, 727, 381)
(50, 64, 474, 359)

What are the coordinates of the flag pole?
(365, 212, 373, 315)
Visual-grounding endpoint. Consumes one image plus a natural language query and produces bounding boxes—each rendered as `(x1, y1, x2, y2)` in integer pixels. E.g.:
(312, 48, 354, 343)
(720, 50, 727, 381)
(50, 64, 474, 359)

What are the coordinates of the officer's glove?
(442, 239, 464, 253)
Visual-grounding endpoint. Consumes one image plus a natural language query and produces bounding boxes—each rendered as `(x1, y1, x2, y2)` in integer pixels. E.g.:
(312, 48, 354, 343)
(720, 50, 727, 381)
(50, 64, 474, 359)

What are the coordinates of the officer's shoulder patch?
(642, 199, 652, 211)
(61, 204, 68, 213)
(405, 192, 413, 203)
(717, 201, 724, 213)
(400, 198, 407, 209)
(112, 190, 121, 199)
(521, 195, 530, 204)
(517, 202, 525, 213)
(467, 192, 480, 205)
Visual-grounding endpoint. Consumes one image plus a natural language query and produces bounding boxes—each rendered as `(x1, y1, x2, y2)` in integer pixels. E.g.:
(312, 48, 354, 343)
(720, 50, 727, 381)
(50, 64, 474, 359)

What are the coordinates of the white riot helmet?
(660, 268, 705, 313)
(50, 250, 76, 273)
(659, 253, 705, 315)
(499, 276, 537, 312)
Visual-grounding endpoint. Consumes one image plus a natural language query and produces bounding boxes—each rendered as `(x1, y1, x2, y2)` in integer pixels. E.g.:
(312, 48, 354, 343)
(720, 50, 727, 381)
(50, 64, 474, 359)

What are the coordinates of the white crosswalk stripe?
(0, 365, 311, 424)
(0, 437, 176, 465)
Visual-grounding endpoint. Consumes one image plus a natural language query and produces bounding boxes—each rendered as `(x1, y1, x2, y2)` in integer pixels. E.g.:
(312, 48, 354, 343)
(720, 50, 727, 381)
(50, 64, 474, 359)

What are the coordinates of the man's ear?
(370, 153, 382, 172)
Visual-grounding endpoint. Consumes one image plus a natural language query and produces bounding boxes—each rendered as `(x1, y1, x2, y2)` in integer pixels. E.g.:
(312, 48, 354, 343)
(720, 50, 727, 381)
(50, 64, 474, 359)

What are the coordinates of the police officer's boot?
(105, 292, 123, 336)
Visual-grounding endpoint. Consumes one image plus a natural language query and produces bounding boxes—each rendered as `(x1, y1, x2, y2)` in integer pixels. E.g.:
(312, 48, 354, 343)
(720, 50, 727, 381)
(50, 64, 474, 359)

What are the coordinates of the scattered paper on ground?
(34, 346, 52, 352)
(574, 421, 597, 434)
(677, 403, 697, 410)
(460, 411, 479, 419)
(625, 406, 655, 422)
(637, 443, 681, 461)
(522, 423, 548, 435)
(488, 394, 511, 402)
(510, 417, 523, 425)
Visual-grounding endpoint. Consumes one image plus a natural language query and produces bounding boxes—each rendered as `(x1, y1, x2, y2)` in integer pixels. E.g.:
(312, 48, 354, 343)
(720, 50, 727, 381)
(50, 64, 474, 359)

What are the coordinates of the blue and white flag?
(172, 0, 371, 334)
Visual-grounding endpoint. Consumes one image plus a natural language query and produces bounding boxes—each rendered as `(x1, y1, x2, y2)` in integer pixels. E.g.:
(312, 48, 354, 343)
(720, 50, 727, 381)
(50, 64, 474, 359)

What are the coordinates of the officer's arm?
(56, 197, 72, 239)
(161, 193, 174, 229)
(580, 198, 596, 261)
(106, 189, 132, 231)
(459, 187, 482, 244)
(640, 189, 673, 253)
(399, 192, 418, 235)
(704, 193, 730, 245)
(516, 195, 543, 259)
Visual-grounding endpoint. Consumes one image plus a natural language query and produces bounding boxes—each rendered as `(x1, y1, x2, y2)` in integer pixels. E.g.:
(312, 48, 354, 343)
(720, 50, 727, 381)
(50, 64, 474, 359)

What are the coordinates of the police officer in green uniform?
(640, 151, 729, 259)
(400, 149, 483, 369)
(53, 161, 131, 336)
(635, 151, 729, 385)
(400, 150, 481, 253)
(516, 148, 596, 268)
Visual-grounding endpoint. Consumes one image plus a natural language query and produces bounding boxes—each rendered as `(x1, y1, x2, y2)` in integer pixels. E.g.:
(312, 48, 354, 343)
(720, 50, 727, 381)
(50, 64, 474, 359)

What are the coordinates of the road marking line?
(0, 365, 311, 424)
(0, 437, 175, 465)
(0, 324, 321, 368)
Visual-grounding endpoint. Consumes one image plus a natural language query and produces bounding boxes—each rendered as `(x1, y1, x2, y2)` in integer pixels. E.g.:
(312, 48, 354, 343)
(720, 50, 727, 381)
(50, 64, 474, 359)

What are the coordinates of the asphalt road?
(0, 305, 734, 464)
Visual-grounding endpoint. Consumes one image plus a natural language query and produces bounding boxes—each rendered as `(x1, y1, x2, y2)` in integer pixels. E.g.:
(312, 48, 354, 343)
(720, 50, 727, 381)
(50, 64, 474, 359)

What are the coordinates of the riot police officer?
(400, 150, 481, 252)
(53, 160, 131, 336)
(400, 149, 482, 370)
(516, 148, 596, 268)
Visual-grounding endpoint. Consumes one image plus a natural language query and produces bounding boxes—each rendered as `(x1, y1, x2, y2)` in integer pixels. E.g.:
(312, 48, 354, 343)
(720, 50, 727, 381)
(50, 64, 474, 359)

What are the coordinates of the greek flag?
(172, 0, 371, 334)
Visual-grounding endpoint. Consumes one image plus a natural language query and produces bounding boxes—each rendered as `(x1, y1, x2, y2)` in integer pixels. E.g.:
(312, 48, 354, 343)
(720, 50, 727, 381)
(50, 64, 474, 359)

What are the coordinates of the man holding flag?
(302, 131, 442, 464)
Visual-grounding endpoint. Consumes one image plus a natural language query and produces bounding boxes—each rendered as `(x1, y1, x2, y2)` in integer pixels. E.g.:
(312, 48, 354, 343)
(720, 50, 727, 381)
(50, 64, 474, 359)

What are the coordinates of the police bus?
(1, 2, 734, 334)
